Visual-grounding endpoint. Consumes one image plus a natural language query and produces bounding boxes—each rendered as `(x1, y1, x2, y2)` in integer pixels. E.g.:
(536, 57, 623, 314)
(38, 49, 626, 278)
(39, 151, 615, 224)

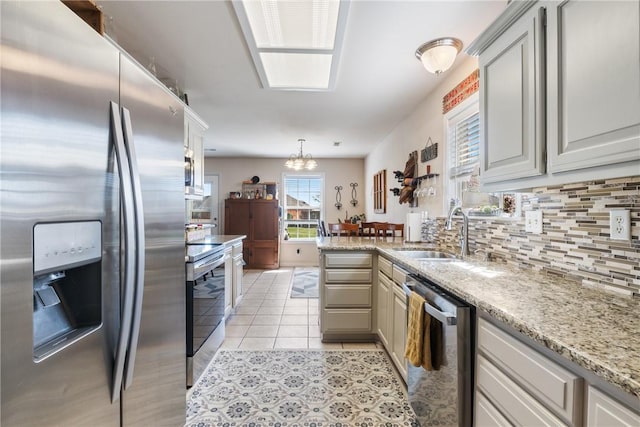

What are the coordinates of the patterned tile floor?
(221, 268, 383, 351)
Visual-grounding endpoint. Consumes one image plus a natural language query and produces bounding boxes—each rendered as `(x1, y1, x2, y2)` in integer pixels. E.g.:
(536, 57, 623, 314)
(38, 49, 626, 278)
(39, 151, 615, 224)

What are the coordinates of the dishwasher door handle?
(402, 282, 457, 326)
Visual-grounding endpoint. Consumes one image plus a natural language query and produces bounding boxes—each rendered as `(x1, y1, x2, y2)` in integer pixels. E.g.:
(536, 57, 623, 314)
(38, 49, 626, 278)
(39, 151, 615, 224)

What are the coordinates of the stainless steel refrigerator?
(1, 2, 186, 425)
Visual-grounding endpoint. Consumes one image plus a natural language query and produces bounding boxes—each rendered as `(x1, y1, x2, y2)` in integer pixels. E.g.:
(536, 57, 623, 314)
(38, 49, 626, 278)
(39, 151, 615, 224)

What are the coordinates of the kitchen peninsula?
(317, 236, 640, 423)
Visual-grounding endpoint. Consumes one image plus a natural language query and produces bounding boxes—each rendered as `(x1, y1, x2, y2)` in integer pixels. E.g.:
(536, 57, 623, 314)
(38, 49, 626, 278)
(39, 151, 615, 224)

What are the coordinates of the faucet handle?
(474, 248, 492, 262)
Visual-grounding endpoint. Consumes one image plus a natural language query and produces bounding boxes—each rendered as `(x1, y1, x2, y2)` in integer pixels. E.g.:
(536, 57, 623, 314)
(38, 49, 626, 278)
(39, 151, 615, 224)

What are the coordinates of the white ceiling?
(96, 0, 506, 159)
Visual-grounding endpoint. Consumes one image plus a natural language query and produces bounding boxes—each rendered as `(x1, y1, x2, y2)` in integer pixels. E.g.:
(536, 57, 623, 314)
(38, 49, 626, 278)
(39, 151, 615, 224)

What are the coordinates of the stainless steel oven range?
(185, 241, 226, 387)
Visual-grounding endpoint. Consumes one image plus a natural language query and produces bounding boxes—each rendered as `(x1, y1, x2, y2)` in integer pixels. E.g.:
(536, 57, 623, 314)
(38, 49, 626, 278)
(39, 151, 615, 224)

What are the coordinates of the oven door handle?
(191, 255, 225, 277)
(194, 255, 225, 270)
(402, 282, 456, 326)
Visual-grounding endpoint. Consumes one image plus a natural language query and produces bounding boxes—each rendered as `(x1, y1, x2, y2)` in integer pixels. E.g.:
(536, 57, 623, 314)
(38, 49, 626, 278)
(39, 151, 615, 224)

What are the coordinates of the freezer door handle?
(121, 107, 146, 390)
(110, 101, 136, 403)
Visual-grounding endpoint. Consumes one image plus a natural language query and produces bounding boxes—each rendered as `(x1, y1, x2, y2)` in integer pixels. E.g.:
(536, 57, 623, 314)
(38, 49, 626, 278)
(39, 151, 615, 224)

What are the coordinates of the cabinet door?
(232, 255, 243, 308)
(190, 128, 204, 194)
(249, 241, 279, 269)
(479, 6, 545, 183)
(547, 0, 640, 172)
(391, 285, 408, 381)
(376, 273, 391, 349)
(184, 108, 207, 198)
(586, 386, 640, 427)
(224, 249, 233, 318)
(251, 200, 279, 241)
(224, 200, 251, 235)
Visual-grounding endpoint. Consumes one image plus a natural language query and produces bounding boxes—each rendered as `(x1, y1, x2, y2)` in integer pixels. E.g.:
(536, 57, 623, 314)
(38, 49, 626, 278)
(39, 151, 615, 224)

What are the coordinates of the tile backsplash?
(438, 176, 640, 296)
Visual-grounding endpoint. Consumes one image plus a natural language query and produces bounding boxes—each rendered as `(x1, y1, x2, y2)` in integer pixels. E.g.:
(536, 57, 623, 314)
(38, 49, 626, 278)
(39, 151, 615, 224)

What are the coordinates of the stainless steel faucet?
(445, 204, 471, 258)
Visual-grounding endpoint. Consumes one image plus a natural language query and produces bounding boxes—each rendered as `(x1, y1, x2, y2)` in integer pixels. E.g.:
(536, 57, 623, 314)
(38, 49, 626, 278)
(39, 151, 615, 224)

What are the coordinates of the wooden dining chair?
(360, 222, 378, 237)
(328, 222, 359, 236)
(374, 222, 404, 238)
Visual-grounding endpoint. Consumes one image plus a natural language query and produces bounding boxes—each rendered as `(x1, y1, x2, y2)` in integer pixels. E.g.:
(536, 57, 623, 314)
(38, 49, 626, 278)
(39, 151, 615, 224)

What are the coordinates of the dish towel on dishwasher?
(404, 291, 426, 367)
(404, 291, 445, 371)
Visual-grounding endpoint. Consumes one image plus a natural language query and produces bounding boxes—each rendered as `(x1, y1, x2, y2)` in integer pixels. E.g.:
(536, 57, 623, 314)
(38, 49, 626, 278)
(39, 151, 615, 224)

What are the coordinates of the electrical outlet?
(610, 209, 631, 240)
(525, 210, 543, 234)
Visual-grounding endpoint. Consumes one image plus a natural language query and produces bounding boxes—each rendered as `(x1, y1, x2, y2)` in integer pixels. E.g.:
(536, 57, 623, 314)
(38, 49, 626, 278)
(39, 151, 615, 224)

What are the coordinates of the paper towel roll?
(406, 213, 422, 242)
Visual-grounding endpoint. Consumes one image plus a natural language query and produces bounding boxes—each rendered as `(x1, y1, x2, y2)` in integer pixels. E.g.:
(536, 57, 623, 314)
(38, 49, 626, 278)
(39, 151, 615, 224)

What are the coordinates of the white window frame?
(444, 93, 480, 212)
(281, 173, 324, 241)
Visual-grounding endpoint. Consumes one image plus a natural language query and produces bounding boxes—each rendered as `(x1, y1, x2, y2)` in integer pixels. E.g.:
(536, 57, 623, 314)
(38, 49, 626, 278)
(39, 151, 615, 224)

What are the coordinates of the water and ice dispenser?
(32, 221, 102, 362)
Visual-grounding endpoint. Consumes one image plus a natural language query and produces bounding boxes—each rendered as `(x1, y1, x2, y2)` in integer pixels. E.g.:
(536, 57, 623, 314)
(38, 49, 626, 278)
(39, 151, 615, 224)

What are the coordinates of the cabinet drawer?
(323, 309, 371, 332)
(378, 256, 392, 278)
(325, 253, 372, 268)
(478, 319, 581, 424)
(325, 269, 372, 283)
(477, 355, 568, 426)
(392, 264, 409, 285)
(475, 390, 513, 427)
(325, 284, 371, 307)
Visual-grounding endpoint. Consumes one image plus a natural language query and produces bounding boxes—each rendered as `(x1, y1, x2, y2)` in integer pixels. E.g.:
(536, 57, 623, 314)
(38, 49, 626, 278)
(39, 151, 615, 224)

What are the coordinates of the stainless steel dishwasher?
(402, 274, 475, 427)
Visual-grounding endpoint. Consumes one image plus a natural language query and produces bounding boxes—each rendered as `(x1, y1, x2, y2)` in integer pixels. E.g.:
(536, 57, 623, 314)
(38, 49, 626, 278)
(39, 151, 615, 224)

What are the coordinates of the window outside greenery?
(283, 175, 322, 240)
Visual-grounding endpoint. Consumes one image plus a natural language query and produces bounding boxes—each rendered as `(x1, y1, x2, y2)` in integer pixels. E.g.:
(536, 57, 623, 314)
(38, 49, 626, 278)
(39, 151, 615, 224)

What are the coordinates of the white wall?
(365, 56, 479, 222)
(204, 157, 364, 266)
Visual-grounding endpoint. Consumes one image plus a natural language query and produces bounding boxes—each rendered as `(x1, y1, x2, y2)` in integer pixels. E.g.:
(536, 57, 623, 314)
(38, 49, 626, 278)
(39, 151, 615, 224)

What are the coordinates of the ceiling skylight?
(232, 0, 350, 91)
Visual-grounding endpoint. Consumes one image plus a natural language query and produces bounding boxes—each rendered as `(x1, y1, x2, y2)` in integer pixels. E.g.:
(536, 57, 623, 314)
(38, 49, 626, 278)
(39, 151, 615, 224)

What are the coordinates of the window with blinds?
(445, 94, 480, 206)
(449, 111, 480, 179)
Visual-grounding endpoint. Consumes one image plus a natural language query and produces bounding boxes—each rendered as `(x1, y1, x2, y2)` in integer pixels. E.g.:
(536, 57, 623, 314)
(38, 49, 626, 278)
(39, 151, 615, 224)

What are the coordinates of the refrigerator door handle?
(110, 101, 136, 403)
(121, 107, 146, 390)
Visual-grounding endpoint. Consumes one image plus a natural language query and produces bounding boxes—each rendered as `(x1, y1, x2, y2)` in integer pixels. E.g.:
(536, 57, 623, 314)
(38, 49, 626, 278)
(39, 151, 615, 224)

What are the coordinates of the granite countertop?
(317, 236, 640, 400)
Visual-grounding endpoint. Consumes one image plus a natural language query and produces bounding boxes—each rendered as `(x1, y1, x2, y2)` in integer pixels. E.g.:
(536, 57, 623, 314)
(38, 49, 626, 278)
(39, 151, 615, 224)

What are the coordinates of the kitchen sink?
(392, 249, 457, 260)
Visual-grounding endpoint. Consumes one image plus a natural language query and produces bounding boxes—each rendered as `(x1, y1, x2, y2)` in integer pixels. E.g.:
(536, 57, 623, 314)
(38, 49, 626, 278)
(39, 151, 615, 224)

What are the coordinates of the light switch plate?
(610, 209, 631, 240)
(525, 210, 543, 234)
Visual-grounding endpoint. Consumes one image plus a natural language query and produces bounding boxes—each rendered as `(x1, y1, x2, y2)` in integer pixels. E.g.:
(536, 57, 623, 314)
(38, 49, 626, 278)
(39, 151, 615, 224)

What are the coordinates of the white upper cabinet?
(479, 5, 546, 184)
(469, 0, 640, 191)
(184, 106, 208, 199)
(546, 0, 640, 173)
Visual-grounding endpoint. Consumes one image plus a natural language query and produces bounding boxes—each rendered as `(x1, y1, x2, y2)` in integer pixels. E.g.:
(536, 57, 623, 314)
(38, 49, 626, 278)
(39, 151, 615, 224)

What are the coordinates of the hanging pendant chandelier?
(285, 139, 318, 170)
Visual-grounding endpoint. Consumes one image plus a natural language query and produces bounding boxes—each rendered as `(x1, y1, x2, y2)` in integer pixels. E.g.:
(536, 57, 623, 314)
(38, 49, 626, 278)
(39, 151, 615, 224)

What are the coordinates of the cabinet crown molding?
(466, 0, 538, 56)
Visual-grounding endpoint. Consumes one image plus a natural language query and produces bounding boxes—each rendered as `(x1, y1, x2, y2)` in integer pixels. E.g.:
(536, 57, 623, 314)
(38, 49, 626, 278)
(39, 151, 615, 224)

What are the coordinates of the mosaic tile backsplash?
(438, 176, 640, 296)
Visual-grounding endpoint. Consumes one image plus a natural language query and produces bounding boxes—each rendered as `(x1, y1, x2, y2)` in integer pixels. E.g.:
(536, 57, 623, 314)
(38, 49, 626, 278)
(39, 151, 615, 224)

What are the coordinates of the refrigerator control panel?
(33, 221, 102, 274)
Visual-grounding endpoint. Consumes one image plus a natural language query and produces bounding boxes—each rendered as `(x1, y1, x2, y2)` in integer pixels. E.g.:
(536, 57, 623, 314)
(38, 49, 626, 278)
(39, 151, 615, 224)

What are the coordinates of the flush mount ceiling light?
(415, 38, 463, 75)
(285, 139, 318, 170)
(232, 0, 350, 91)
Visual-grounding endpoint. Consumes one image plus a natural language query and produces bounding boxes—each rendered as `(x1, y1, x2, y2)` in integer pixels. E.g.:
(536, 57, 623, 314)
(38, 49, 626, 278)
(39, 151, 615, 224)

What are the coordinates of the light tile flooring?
(221, 268, 382, 350)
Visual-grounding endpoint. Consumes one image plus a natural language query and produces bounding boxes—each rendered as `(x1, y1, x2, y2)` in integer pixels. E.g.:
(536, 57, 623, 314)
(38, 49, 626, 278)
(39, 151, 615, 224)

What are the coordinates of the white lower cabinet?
(320, 251, 374, 339)
(376, 272, 392, 348)
(232, 242, 243, 308)
(224, 246, 233, 318)
(390, 283, 408, 381)
(476, 318, 578, 426)
(586, 386, 640, 427)
(477, 318, 581, 423)
(477, 355, 567, 426)
(376, 256, 408, 382)
(475, 316, 640, 427)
